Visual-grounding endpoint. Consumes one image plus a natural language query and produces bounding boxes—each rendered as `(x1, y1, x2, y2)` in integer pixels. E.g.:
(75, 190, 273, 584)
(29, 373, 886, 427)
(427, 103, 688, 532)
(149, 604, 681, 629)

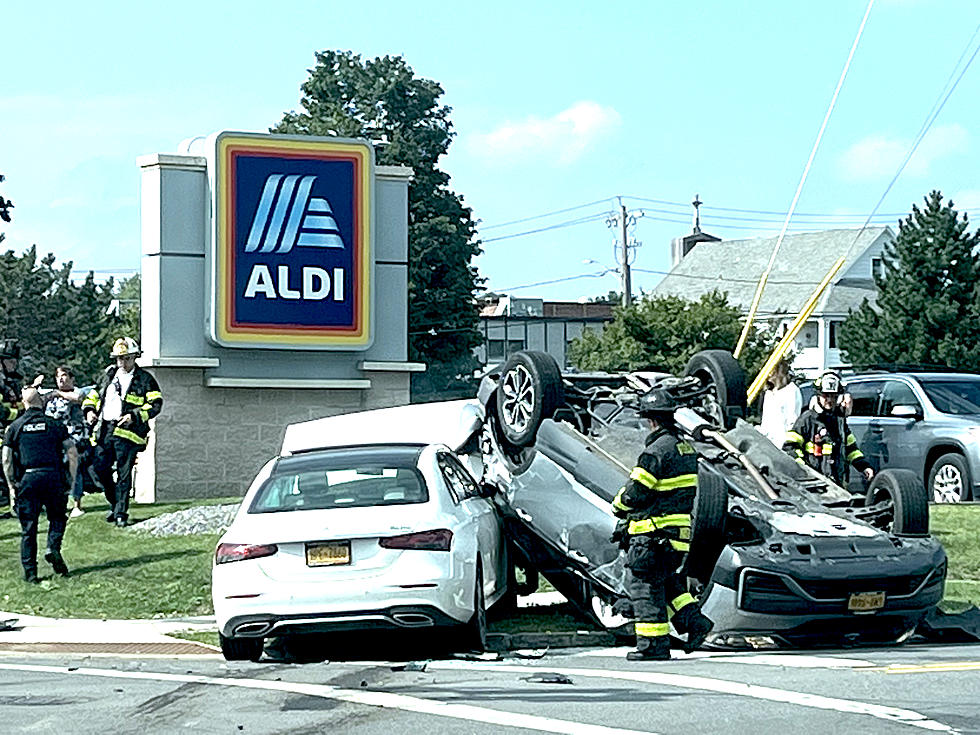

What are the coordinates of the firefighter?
(82, 338, 163, 526)
(2, 388, 78, 582)
(0, 339, 23, 519)
(783, 371, 874, 487)
(611, 388, 714, 661)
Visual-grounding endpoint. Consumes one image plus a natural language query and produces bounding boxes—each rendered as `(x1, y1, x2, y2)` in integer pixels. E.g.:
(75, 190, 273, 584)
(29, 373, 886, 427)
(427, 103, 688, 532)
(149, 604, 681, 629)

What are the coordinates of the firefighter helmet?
(637, 387, 680, 417)
(110, 337, 141, 358)
(0, 339, 19, 360)
(814, 371, 842, 394)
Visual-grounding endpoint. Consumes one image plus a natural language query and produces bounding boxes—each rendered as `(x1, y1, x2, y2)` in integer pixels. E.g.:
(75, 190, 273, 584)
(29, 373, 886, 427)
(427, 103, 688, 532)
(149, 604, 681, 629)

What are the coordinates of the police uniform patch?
(23, 422, 46, 432)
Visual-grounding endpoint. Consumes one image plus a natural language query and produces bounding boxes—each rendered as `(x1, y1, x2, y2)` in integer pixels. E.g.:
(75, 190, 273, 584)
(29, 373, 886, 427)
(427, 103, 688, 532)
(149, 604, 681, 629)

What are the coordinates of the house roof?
(651, 227, 892, 318)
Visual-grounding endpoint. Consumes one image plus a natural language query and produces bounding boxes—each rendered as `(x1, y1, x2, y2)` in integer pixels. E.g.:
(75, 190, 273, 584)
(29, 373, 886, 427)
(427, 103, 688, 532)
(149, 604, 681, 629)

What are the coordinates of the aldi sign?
(207, 132, 373, 349)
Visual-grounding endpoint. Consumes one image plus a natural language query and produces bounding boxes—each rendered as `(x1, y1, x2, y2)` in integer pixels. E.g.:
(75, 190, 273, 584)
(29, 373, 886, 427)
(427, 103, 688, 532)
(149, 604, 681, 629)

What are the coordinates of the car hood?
(281, 399, 484, 455)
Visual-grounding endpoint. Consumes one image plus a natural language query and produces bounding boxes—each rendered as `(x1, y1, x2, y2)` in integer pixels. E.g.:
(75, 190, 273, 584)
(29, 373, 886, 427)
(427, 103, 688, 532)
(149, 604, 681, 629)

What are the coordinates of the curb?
(487, 630, 617, 651)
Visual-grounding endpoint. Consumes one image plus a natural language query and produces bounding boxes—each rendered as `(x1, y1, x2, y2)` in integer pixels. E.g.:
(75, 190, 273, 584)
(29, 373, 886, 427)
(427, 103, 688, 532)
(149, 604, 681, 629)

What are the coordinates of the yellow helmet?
(110, 337, 141, 358)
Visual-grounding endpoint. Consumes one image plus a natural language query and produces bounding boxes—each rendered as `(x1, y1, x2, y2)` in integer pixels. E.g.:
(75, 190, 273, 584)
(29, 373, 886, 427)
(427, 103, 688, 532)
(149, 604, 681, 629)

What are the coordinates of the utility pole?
(606, 199, 641, 308)
(620, 203, 632, 307)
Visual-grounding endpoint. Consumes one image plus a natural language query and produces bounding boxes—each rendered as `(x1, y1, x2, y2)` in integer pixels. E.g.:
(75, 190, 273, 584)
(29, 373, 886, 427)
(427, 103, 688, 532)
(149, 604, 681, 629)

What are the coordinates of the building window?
(871, 257, 885, 280)
(797, 321, 819, 349)
(829, 321, 841, 349)
(487, 339, 525, 363)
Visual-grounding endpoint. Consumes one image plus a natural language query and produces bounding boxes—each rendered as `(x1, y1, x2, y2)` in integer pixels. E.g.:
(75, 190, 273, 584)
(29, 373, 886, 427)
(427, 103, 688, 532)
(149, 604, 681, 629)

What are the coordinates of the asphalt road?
(0, 643, 978, 735)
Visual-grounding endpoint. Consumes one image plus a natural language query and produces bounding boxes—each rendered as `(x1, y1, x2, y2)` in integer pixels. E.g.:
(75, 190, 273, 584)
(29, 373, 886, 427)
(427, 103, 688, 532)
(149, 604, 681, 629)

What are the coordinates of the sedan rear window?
(920, 379, 980, 415)
(250, 466, 428, 513)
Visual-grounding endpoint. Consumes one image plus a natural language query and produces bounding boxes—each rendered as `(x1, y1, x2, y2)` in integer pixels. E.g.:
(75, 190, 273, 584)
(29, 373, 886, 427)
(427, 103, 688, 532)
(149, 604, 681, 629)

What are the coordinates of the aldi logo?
(207, 133, 373, 349)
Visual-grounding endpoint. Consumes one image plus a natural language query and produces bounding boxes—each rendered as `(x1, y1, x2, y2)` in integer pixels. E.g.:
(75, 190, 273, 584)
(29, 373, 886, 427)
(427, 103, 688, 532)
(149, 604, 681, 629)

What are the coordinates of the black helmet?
(0, 339, 20, 360)
(637, 387, 679, 417)
(814, 371, 842, 395)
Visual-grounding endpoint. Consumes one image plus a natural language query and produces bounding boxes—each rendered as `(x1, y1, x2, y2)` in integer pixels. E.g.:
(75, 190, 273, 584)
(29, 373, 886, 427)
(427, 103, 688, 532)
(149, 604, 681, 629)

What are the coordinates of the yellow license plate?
(848, 590, 885, 612)
(306, 541, 350, 567)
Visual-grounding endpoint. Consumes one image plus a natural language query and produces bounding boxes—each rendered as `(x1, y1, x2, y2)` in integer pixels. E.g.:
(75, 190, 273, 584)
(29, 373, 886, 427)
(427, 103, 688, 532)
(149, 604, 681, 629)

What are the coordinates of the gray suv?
(844, 372, 980, 502)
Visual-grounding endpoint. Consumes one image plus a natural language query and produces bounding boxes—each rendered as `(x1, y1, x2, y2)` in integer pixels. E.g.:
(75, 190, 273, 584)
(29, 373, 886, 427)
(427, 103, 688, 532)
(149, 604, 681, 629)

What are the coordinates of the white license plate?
(306, 541, 351, 567)
(848, 590, 885, 612)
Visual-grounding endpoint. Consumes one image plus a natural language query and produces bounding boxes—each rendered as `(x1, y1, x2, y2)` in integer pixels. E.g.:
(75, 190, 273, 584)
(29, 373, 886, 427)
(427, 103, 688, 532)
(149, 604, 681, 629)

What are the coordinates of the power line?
(496, 270, 615, 293)
(481, 212, 610, 243)
(480, 197, 614, 231)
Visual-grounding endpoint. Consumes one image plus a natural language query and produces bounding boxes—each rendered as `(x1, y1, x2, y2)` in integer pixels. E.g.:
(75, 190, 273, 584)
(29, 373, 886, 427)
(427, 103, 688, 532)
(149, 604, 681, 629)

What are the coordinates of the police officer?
(83, 337, 163, 526)
(2, 388, 78, 583)
(0, 339, 23, 519)
(611, 388, 713, 660)
(783, 371, 874, 488)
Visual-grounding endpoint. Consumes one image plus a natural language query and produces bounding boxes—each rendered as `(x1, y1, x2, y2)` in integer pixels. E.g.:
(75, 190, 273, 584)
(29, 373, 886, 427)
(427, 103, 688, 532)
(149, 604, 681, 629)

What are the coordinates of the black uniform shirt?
(4, 407, 68, 477)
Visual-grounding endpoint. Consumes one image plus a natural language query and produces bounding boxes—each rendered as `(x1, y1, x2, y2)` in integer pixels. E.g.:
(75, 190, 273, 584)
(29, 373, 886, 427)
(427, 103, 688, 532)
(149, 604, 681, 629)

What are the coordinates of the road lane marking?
(428, 661, 955, 733)
(875, 662, 980, 674)
(0, 662, 657, 735)
(568, 648, 875, 668)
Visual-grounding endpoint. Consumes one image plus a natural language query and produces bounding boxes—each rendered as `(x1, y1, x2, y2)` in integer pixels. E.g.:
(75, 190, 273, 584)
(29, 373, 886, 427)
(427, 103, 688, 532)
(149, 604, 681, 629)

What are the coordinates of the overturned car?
(476, 350, 946, 648)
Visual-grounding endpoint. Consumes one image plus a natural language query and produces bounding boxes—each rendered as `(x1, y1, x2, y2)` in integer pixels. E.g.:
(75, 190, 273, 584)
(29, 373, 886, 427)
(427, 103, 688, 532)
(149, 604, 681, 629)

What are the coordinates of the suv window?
(919, 378, 980, 415)
(846, 380, 884, 417)
(879, 380, 921, 417)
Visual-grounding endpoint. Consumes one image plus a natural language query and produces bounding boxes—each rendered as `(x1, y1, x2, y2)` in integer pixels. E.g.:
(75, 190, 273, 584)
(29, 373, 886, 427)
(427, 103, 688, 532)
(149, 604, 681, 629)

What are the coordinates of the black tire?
(928, 453, 972, 503)
(219, 633, 263, 662)
(686, 469, 729, 584)
(683, 350, 747, 429)
(458, 565, 487, 652)
(866, 469, 929, 535)
(496, 351, 565, 447)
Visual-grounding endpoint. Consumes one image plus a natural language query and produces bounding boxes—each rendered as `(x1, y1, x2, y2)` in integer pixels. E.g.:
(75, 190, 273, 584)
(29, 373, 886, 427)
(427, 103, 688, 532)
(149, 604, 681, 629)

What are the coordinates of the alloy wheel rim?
(934, 464, 963, 503)
(501, 364, 534, 433)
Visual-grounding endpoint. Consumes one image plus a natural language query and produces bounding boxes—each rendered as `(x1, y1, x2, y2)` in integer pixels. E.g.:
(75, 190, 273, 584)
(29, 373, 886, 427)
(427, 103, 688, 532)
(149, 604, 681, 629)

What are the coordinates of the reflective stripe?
(630, 467, 697, 492)
(669, 540, 690, 552)
(612, 488, 631, 512)
(795, 458, 806, 466)
(670, 592, 696, 612)
(846, 433, 859, 447)
(822, 443, 833, 454)
(785, 431, 803, 445)
(82, 389, 100, 410)
(630, 467, 658, 489)
(627, 513, 691, 535)
(846, 449, 864, 462)
(112, 426, 147, 445)
(635, 622, 669, 637)
(139, 407, 151, 422)
(124, 393, 146, 406)
(145, 391, 162, 402)
(804, 442, 816, 454)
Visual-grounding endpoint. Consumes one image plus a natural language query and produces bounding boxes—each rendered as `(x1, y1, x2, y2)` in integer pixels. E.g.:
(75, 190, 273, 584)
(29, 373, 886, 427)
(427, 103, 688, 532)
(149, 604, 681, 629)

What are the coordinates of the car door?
(438, 452, 504, 599)
(874, 379, 926, 476)
(845, 379, 885, 485)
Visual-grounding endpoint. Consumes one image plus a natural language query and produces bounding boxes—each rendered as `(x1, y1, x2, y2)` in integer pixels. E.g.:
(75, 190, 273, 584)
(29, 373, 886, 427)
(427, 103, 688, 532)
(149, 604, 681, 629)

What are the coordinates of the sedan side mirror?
(890, 404, 922, 420)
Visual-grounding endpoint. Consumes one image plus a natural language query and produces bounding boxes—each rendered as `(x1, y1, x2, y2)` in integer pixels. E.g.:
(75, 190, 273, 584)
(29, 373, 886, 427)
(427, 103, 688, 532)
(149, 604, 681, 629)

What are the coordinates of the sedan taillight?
(215, 542, 279, 565)
(379, 529, 453, 552)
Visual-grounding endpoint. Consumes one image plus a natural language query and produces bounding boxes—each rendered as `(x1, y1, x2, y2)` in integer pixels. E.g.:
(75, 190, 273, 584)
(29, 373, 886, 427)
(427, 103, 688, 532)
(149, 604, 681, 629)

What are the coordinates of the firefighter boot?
(627, 637, 671, 661)
(683, 613, 714, 654)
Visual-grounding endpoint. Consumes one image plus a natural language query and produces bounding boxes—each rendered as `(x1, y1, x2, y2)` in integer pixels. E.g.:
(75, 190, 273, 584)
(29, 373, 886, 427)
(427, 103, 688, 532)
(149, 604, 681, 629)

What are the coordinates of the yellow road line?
(874, 661, 980, 674)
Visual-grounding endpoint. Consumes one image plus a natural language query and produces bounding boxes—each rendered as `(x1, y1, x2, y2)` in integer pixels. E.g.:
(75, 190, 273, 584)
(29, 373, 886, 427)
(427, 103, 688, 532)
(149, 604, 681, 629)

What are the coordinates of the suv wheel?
(928, 453, 972, 503)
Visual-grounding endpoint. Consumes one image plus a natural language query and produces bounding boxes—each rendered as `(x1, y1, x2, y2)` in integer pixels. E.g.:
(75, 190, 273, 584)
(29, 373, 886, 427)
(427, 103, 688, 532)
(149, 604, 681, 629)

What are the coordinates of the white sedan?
(212, 406, 507, 661)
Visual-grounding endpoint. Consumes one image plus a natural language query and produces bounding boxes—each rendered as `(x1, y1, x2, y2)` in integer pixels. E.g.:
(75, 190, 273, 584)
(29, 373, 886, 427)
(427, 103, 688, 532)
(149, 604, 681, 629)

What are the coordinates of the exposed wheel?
(219, 633, 263, 662)
(686, 469, 729, 584)
(496, 351, 565, 447)
(928, 453, 972, 503)
(683, 350, 747, 429)
(458, 565, 487, 652)
(866, 469, 929, 535)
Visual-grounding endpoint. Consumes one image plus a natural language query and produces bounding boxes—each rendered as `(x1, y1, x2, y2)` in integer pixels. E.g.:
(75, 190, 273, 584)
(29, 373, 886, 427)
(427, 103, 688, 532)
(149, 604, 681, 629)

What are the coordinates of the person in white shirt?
(760, 359, 803, 446)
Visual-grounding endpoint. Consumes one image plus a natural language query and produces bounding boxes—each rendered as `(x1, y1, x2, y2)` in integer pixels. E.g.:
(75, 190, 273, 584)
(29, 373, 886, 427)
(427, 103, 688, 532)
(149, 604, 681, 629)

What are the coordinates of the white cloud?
(837, 123, 968, 181)
(467, 101, 621, 165)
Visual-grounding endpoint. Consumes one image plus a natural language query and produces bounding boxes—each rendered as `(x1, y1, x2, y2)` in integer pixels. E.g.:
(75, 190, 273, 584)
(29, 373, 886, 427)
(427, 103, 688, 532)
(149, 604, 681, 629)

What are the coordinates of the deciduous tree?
(273, 51, 482, 400)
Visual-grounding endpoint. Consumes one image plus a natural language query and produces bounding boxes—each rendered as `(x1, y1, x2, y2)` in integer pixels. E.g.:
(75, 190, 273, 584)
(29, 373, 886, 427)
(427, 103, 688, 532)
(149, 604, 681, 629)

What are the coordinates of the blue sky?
(2, 0, 979, 300)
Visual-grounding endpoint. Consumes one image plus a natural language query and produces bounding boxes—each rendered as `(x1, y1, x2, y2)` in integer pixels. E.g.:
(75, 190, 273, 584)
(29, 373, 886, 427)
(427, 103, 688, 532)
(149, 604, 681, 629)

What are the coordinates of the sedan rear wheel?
(496, 351, 564, 447)
(866, 469, 929, 535)
(929, 453, 971, 503)
(219, 633, 263, 662)
(682, 350, 747, 429)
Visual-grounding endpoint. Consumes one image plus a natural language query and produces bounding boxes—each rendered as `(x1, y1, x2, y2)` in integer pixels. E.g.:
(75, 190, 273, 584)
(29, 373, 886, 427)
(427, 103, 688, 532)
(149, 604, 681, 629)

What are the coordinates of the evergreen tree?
(273, 51, 482, 400)
(840, 191, 980, 370)
(569, 290, 774, 379)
